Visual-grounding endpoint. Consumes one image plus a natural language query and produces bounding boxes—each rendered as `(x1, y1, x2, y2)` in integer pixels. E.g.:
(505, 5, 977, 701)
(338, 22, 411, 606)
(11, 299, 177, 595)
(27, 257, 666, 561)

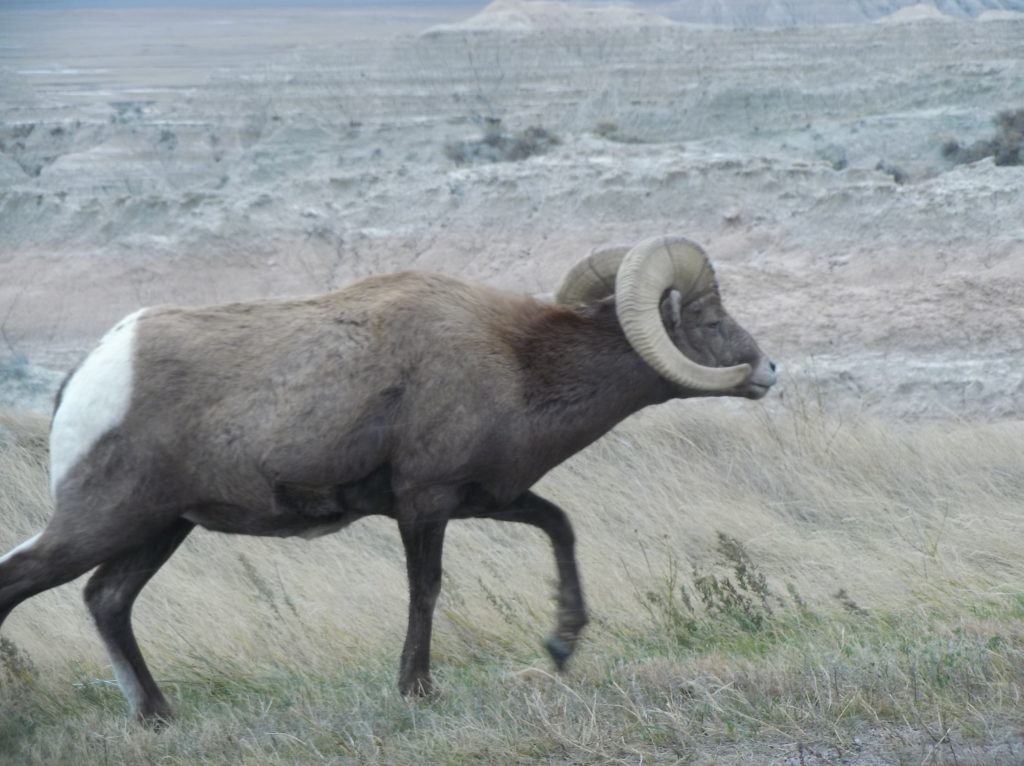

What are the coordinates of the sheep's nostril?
(769, 359, 777, 373)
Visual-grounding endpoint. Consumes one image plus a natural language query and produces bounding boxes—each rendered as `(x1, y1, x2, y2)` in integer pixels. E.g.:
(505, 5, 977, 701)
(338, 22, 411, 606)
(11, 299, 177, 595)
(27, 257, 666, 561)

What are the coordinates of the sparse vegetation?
(875, 159, 908, 184)
(591, 118, 643, 144)
(942, 107, 1024, 167)
(818, 144, 847, 171)
(2, 396, 1023, 763)
(0, 353, 64, 413)
(444, 118, 560, 165)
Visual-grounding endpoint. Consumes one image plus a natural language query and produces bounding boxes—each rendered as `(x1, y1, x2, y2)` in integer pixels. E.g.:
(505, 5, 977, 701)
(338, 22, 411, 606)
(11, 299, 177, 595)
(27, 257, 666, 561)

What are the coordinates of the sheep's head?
(556, 235, 776, 399)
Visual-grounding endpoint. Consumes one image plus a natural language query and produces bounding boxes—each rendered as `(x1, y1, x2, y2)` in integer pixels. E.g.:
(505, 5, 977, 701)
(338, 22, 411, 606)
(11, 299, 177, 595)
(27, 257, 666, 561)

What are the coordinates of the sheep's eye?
(703, 320, 723, 331)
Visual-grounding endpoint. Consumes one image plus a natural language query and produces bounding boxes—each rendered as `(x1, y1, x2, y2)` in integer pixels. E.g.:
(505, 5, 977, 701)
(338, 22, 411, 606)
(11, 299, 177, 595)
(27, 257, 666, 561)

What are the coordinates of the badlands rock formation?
(0, 2, 1022, 417)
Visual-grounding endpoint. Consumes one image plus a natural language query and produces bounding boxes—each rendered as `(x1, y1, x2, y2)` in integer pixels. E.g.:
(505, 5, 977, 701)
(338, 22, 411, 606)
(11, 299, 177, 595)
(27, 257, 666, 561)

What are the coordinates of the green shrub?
(445, 118, 560, 165)
(942, 107, 1024, 167)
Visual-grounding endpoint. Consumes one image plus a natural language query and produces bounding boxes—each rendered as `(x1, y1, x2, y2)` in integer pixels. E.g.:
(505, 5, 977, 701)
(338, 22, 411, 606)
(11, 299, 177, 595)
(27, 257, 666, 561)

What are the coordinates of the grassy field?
(1, 397, 1023, 765)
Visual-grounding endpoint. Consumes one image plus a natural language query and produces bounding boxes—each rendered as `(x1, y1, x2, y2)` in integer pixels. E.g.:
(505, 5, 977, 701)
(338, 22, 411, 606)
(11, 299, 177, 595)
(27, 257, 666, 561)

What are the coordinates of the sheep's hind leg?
(83, 518, 195, 723)
(0, 526, 134, 629)
(473, 491, 588, 670)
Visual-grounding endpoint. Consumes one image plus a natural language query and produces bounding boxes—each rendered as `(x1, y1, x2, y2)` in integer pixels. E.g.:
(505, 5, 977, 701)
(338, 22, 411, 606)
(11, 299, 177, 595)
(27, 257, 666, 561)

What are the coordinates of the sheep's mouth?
(743, 382, 772, 399)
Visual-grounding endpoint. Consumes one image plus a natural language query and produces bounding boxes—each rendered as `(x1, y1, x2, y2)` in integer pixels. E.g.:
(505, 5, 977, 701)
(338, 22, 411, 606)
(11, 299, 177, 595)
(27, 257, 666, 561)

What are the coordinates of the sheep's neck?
(516, 302, 671, 442)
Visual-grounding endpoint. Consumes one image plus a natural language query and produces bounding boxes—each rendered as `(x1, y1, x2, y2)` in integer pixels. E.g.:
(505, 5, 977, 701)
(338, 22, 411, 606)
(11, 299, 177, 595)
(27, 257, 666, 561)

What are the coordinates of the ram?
(0, 235, 776, 721)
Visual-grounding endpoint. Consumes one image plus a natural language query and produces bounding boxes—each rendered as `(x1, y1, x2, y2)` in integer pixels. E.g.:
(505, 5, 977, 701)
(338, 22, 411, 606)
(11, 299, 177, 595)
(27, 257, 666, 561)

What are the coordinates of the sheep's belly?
(182, 502, 364, 539)
(182, 464, 395, 538)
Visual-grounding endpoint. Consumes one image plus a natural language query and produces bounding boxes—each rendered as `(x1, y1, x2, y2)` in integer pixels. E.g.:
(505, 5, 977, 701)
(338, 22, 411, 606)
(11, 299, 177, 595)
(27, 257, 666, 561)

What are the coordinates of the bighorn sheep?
(0, 235, 776, 721)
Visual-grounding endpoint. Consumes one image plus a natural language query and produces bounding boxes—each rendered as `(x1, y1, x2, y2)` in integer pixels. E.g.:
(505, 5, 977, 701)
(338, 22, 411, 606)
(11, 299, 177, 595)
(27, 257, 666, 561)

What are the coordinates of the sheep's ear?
(660, 289, 683, 331)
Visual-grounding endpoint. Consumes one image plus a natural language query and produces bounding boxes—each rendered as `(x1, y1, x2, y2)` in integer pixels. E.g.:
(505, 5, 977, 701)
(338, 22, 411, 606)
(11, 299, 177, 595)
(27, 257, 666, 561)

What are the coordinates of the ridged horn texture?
(614, 235, 752, 391)
(555, 245, 631, 305)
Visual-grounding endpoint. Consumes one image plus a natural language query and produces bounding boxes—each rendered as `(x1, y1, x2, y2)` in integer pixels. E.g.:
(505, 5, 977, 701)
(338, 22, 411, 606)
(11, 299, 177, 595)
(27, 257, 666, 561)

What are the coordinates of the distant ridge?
(424, 0, 676, 33)
(425, 0, 1024, 32)
(654, 0, 1024, 27)
(9, 0, 1024, 28)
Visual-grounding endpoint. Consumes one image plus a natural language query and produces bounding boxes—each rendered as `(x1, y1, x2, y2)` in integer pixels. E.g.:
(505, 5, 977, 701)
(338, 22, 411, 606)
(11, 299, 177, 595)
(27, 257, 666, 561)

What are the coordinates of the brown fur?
(0, 268, 772, 720)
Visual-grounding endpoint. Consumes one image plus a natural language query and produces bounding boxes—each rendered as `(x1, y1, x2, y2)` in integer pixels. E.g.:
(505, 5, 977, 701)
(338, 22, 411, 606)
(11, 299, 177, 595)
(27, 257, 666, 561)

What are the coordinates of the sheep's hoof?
(399, 676, 439, 699)
(137, 707, 174, 729)
(544, 633, 573, 670)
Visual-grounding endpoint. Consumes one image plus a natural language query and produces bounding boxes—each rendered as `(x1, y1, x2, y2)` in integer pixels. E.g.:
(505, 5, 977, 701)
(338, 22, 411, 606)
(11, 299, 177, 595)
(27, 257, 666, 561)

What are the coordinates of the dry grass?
(1, 396, 1023, 764)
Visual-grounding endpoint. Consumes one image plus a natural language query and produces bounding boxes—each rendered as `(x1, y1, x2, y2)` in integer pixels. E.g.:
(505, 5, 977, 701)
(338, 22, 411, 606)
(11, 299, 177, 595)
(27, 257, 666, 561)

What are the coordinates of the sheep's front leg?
(475, 491, 588, 669)
(397, 513, 448, 696)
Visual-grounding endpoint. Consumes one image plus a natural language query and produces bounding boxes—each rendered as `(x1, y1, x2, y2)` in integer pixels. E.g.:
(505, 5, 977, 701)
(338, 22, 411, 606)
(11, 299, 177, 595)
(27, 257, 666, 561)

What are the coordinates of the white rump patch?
(0, 533, 41, 566)
(49, 309, 146, 496)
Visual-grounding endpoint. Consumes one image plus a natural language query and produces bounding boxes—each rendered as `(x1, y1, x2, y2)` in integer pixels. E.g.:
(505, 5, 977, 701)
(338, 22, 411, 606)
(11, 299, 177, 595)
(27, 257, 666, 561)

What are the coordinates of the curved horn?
(555, 245, 631, 305)
(615, 235, 751, 391)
